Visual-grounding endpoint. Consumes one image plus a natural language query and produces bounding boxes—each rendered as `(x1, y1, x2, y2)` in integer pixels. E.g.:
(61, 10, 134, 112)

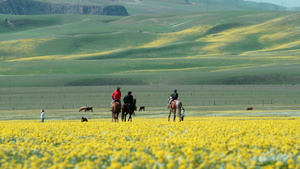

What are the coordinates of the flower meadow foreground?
(0, 117, 299, 169)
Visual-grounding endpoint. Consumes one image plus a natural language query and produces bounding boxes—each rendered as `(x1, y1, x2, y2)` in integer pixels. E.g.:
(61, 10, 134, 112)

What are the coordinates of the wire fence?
(0, 85, 299, 110)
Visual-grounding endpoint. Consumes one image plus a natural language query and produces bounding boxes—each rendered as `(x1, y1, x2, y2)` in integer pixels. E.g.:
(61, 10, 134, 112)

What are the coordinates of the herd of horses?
(79, 96, 184, 122)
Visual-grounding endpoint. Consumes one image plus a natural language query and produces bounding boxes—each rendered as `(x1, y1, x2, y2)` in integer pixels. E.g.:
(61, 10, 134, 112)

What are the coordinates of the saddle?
(170, 100, 179, 109)
(122, 103, 134, 113)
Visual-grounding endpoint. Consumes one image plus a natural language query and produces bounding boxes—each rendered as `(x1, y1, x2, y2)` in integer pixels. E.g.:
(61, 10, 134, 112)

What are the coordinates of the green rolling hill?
(0, 1, 299, 87)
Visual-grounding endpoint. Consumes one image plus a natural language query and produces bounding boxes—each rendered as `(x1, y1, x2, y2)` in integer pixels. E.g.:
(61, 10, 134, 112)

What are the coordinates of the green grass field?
(0, 85, 299, 120)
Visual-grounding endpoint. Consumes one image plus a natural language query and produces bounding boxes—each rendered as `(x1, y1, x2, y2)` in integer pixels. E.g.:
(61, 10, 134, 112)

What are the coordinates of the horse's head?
(168, 96, 172, 102)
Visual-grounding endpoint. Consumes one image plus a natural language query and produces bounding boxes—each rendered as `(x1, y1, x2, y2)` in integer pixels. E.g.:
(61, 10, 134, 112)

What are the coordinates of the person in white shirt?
(41, 109, 45, 122)
(181, 107, 185, 121)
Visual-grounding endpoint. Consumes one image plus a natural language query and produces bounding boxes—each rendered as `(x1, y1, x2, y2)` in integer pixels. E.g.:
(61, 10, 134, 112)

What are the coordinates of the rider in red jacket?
(112, 87, 121, 101)
(111, 87, 122, 107)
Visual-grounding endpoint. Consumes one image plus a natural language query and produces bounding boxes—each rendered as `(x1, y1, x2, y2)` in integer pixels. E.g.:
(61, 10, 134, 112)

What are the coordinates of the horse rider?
(168, 89, 178, 108)
(111, 86, 121, 108)
(123, 91, 134, 109)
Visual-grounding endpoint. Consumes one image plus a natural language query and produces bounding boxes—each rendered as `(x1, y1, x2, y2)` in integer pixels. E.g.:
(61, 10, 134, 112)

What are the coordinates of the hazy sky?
(246, 0, 300, 7)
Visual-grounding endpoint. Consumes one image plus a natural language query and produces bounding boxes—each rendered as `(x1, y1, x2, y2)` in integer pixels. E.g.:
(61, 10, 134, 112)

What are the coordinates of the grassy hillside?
(0, 11, 300, 86)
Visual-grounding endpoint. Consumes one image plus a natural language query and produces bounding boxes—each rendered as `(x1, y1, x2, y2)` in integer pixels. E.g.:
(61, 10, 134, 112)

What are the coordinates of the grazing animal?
(81, 117, 88, 122)
(246, 107, 253, 110)
(5, 19, 14, 29)
(168, 96, 182, 122)
(139, 106, 145, 111)
(79, 106, 93, 112)
(122, 98, 137, 122)
(111, 101, 121, 122)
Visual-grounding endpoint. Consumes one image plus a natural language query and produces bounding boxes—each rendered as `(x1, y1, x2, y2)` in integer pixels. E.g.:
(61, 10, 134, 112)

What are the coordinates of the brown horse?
(79, 106, 93, 112)
(122, 98, 137, 122)
(111, 101, 121, 122)
(168, 96, 182, 122)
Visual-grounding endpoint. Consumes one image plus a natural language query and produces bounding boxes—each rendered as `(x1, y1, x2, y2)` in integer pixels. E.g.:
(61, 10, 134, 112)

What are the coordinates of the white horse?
(168, 96, 182, 122)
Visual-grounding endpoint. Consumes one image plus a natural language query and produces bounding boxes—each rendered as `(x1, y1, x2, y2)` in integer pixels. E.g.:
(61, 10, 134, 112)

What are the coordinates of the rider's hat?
(116, 86, 121, 90)
(128, 91, 132, 94)
(174, 89, 177, 92)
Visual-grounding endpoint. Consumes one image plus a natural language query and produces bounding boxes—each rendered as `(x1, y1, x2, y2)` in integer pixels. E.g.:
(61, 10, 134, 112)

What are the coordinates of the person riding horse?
(167, 89, 182, 122)
(122, 91, 137, 121)
(168, 89, 178, 108)
(111, 87, 122, 122)
(111, 86, 121, 107)
(123, 91, 134, 110)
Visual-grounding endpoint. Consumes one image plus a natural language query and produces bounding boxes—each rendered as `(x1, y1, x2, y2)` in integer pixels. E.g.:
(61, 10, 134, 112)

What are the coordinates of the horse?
(246, 107, 253, 110)
(79, 106, 93, 112)
(139, 106, 145, 111)
(122, 98, 137, 122)
(168, 96, 182, 122)
(111, 101, 121, 122)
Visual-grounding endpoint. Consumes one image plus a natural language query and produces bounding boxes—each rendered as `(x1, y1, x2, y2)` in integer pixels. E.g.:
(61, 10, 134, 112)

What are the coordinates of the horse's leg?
(128, 113, 132, 122)
(121, 108, 125, 122)
(173, 108, 176, 122)
(178, 103, 182, 122)
(168, 109, 171, 121)
(177, 107, 181, 122)
(114, 109, 118, 122)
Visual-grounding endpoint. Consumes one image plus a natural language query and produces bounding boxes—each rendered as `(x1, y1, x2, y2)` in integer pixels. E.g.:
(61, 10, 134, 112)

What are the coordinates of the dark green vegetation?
(0, 0, 129, 16)
(0, 85, 299, 120)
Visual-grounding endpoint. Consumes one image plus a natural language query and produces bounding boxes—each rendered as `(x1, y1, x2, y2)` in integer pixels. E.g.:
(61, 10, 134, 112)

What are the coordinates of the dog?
(81, 117, 88, 122)
(139, 106, 145, 111)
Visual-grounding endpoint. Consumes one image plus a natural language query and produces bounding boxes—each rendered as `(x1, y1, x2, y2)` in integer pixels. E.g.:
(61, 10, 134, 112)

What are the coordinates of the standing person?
(41, 109, 45, 123)
(168, 89, 178, 108)
(111, 86, 122, 107)
(181, 107, 185, 121)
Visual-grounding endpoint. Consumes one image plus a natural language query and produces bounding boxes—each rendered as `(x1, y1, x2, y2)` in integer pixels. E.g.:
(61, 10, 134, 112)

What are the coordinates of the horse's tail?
(175, 100, 182, 109)
(176, 101, 182, 118)
(114, 109, 118, 118)
(114, 102, 121, 118)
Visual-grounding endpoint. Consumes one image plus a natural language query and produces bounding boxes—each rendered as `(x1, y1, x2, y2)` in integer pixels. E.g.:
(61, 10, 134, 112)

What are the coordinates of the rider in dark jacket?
(123, 91, 134, 105)
(171, 89, 178, 100)
(168, 89, 178, 108)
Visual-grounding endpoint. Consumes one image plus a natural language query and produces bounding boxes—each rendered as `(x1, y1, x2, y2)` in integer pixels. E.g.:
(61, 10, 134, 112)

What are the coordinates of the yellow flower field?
(0, 117, 299, 169)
